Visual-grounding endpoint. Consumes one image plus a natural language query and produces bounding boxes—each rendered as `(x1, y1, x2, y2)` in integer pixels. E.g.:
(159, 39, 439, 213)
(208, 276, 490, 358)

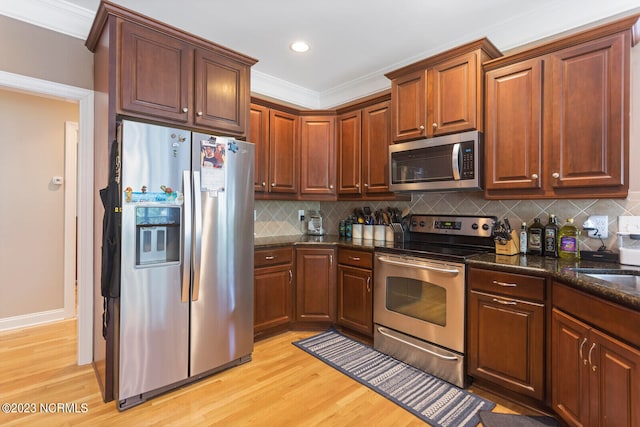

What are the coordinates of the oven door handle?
(377, 256, 460, 275)
(377, 327, 460, 361)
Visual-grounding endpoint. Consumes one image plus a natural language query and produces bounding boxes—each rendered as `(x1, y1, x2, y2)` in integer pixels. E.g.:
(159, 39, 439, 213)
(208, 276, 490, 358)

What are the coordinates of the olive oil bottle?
(527, 218, 544, 255)
(544, 214, 559, 258)
(558, 218, 580, 260)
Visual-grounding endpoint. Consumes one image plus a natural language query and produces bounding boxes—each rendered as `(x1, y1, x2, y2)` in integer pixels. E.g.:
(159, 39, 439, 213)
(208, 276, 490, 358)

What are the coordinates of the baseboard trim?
(0, 309, 69, 332)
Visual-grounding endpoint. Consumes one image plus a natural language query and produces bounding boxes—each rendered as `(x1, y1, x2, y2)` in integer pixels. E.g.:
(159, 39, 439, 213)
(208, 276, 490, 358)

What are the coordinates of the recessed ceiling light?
(290, 41, 310, 53)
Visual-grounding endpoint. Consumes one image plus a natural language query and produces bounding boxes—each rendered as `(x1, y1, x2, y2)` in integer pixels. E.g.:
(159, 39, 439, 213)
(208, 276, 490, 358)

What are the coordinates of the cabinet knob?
(419, 125, 425, 131)
(262, 181, 266, 187)
(197, 111, 203, 117)
(364, 183, 369, 188)
(182, 107, 188, 113)
(355, 183, 360, 188)
(531, 174, 539, 180)
(329, 184, 334, 189)
(271, 182, 276, 187)
(552, 172, 560, 179)
(432, 123, 438, 129)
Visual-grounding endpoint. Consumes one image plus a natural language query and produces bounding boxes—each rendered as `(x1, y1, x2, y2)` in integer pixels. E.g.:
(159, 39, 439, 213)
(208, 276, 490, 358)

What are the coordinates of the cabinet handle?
(271, 182, 276, 187)
(288, 270, 292, 284)
(366, 276, 371, 292)
(182, 107, 188, 113)
(432, 123, 438, 129)
(262, 181, 266, 187)
(196, 111, 203, 117)
(348, 256, 361, 261)
(579, 337, 588, 364)
(492, 298, 517, 305)
(329, 184, 334, 189)
(364, 183, 369, 188)
(264, 255, 278, 260)
(356, 183, 360, 188)
(552, 172, 560, 179)
(492, 280, 517, 287)
(419, 125, 425, 131)
(531, 174, 539, 180)
(588, 342, 597, 372)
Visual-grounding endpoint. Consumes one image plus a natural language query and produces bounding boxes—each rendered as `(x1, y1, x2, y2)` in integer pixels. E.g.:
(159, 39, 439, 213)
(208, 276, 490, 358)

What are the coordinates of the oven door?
(373, 253, 465, 353)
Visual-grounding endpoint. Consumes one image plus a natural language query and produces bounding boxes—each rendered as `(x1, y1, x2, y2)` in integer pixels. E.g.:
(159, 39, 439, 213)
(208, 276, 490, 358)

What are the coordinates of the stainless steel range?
(373, 214, 496, 388)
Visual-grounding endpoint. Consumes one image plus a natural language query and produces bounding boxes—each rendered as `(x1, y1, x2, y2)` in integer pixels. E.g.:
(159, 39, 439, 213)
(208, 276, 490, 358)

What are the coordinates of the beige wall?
(0, 88, 79, 318)
(0, 15, 93, 90)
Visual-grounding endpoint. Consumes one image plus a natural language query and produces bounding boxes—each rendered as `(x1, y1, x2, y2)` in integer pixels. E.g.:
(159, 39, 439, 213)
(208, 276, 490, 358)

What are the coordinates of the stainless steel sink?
(584, 273, 640, 290)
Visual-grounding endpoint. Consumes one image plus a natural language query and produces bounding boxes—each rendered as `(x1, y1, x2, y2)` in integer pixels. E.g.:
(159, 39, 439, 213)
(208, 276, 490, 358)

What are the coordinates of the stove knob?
(482, 223, 490, 231)
(472, 223, 479, 230)
(419, 221, 426, 227)
(411, 221, 417, 227)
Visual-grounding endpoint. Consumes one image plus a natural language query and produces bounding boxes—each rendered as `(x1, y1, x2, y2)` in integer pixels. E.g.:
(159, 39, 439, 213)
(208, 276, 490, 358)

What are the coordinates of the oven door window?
(391, 144, 454, 184)
(385, 276, 446, 326)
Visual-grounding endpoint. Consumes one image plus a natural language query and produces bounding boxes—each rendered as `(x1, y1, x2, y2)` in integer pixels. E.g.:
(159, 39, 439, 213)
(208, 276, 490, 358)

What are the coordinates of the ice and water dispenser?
(135, 206, 181, 266)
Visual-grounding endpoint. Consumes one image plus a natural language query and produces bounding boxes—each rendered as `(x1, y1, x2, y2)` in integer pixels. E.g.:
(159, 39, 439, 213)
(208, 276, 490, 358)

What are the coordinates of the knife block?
(494, 230, 520, 256)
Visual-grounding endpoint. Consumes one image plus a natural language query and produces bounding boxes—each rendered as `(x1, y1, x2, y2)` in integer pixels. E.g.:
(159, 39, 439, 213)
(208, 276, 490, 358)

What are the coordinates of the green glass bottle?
(558, 218, 580, 260)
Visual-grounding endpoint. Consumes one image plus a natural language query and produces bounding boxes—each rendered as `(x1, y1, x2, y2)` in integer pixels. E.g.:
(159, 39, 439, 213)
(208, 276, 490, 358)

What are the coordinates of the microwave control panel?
(460, 141, 474, 179)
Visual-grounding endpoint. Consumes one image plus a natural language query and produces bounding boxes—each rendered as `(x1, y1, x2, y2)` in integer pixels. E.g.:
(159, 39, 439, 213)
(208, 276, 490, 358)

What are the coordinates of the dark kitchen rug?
(478, 410, 561, 427)
(292, 329, 495, 427)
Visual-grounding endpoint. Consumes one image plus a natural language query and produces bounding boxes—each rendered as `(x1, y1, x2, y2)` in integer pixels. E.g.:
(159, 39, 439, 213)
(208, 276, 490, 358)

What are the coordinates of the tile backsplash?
(255, 192, 640, 252)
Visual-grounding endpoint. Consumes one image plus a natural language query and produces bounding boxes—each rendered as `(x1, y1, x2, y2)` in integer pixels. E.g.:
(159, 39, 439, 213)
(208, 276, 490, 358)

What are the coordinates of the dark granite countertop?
(467, 253, 640, 311)
(254, 236, 640, 311)
(255, 234, 395, 251)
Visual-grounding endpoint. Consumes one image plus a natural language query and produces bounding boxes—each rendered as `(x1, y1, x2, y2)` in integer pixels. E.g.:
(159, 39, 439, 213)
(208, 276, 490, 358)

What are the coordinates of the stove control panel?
(409, 215, 495, 238)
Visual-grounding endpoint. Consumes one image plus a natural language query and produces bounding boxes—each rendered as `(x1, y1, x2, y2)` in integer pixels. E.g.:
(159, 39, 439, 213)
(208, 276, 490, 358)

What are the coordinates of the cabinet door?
(300, 115, 336, 197)
(268, 109, 298, 194)
(249, 104, 269, 192)
(254, 264, 293, 335)
(337, 111, 362, 195)
(552, 309, 590, 427)
(295, 248, 336, 322)
(337, 264, 373, 336)
(120, 21, 192, 122)
(362, 101, 392, 194)
(590, 328, 640, 427)
(391, 70, 427, 142)
(430, 51, 478, 136)
(468, 290, 545, 400)
(194, 49, 250, 135)
(485, 59, 543, 191)
(548, 33, 626, 189)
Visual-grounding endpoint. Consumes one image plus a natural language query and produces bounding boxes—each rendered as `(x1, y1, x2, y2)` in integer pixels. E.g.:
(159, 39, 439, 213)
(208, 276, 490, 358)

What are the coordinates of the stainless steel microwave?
(389, 130, 482, 192)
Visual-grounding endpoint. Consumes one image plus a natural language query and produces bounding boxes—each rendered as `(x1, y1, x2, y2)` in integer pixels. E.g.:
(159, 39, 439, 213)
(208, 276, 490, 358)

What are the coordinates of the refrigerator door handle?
(181, 170, 192, 303)
(192, 171, 203, 301)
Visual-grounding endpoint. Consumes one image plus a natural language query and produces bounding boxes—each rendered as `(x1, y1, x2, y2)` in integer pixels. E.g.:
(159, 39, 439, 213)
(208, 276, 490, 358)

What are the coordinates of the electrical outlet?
(298, 209, 305, 221)
(584, 215, 608, 239)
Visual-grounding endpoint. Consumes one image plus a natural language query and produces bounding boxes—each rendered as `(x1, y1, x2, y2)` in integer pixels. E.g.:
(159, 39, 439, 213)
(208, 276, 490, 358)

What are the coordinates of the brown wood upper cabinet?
(299, 113, 336, 199)
(484, 17, 638, 199)
(87, 3, 255, 137)
(337, 97, 395, 198)
(249, 102, 299, 197)
(386, 39, 501, 142)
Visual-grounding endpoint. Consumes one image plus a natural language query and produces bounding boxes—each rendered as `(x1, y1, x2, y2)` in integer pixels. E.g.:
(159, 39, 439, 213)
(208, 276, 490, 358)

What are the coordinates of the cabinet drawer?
(468, 267, 545, 301)
(338, 249, 373, 269)
(254, 247, 293, 268)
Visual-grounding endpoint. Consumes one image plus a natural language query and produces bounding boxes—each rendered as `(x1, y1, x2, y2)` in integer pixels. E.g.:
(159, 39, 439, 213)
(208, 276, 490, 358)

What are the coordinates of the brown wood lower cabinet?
(295, 247, 336, 323)
(467, 267, 546, 401)
(337, 249, 373, 336)
(552, 308, 640, 427)
(254, 247, 293, 337)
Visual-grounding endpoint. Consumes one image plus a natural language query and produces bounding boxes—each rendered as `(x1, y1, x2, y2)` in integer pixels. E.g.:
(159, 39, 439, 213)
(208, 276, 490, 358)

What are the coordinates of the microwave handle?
(451, 143, 461, 180)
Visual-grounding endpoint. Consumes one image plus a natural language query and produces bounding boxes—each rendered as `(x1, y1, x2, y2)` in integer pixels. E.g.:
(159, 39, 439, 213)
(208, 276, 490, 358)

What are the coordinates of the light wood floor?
(0, 320, 529, 426)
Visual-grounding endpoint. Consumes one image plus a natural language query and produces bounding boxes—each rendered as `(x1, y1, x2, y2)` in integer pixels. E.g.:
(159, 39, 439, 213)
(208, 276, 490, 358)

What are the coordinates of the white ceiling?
(2, 0, 640, 108)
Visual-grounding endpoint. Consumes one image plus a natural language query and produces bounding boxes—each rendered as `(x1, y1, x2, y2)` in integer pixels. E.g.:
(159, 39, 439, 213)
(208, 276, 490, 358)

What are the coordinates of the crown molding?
(0, 0, 94, 39)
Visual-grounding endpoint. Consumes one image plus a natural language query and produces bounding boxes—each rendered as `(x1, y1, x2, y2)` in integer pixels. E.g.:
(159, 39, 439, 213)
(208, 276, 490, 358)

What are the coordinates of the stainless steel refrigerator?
(117, 119, 254, 410)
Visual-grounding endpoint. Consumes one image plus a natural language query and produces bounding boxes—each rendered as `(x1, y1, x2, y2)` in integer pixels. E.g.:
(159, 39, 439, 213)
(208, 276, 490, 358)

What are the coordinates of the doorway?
(0, 71, 94, 365)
